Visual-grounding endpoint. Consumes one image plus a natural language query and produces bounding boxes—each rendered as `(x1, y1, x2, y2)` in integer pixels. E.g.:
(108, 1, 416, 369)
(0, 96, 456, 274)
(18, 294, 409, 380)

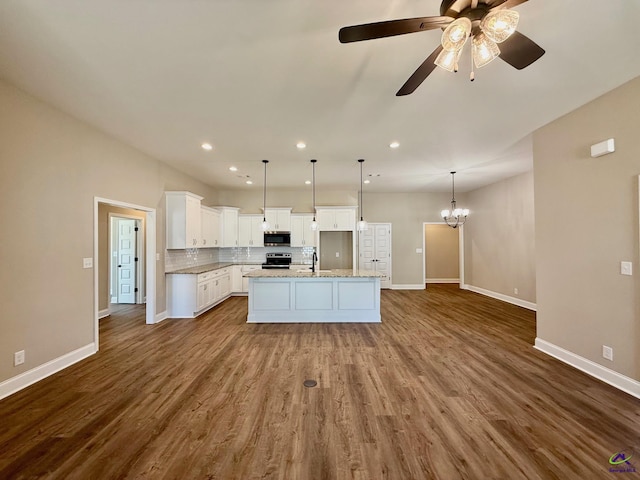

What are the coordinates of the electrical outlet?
(83, 257, 93, 269)
(621, 261, 632, 276)
(602, 345, 613, 361)
(14, 350, 25, 366)
(513, 288, 519, 295)
(335, 252, 340, 258)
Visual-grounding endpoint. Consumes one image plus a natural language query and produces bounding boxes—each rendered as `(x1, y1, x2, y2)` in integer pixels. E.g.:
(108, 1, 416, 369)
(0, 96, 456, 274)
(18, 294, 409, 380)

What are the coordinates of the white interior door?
(116, 218, 136, 303)
(359, 223, 392, 289)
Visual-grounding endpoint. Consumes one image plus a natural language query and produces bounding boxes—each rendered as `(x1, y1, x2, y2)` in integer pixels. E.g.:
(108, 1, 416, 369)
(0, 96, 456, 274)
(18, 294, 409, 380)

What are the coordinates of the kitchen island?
(243, 268, 384, 323)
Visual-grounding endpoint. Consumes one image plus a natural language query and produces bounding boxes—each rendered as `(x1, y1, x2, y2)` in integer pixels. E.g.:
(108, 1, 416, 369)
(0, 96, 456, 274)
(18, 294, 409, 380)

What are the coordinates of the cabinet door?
(232, 266, 243, 292)
(250, 216, 264, 247)
(185, 195, 202, 247)
(219, 273, 231, 298)
(166, 192, 203, 249)
(238, 216, 253, 247)
(197, 280, 212, 310)
(317, 210, 335, 231)
(221, 208, 239, 247)
(290, 215, 305, 246)
(291, 215, 316, 246)
(201, 207, 219, 247)
(334, 209, 355, 231)
(265, 208, 291, 231)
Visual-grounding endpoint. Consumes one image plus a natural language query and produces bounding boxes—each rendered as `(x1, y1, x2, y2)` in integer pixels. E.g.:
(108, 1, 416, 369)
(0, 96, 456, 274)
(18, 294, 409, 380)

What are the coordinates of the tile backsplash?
(165, 246, 315, 272)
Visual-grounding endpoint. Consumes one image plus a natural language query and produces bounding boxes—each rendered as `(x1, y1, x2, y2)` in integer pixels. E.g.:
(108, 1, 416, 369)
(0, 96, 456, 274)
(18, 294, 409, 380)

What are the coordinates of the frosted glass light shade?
(357, 219, 368, 232)
(441, 18, 472, 51)
(262, 219, 270, 231)
(472, 33, 500, 68)
(480, 9, 519, 44)
(435, 48, 462, 72)
(441, 209, 450, 219)
(310, 218, 319, 231)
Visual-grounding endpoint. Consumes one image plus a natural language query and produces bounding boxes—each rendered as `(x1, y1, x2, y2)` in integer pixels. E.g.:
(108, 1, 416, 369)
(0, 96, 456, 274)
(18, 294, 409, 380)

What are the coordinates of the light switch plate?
(621, 261, 632, 276)
(83, 258, 93, 269)
(416, 248, 423, 254)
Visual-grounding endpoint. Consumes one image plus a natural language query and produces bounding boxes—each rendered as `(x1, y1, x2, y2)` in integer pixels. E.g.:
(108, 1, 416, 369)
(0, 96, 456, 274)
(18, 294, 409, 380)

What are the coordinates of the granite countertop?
(165, 262, 235, 274)
(243, 268, 385, 278)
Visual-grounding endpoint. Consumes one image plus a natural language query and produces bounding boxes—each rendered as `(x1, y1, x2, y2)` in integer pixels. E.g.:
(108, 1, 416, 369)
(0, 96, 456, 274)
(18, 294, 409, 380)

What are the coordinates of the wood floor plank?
(1, 286, 639, 479)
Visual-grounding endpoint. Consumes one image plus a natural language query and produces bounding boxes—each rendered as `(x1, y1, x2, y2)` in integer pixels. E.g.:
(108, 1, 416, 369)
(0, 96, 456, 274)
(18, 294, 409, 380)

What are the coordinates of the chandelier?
(441, 171, 469, 229)
(434, 9, 519, 80)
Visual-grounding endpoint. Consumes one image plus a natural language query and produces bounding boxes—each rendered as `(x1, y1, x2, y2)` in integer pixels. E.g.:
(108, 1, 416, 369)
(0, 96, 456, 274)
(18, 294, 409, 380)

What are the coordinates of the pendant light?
(261, 159, 270, 231)
(357, 159, 368, 232)
(310, 159, 319, 231)
(441, 171, 469, 229)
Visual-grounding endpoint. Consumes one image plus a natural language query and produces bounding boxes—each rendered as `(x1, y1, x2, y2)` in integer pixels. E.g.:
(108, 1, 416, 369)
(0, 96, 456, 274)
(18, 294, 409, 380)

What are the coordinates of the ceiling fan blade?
(396, 45, 443, 96)
(498, 31, 545, 70)
(490, 0, 528, 11)
(339, 16, 453, 43)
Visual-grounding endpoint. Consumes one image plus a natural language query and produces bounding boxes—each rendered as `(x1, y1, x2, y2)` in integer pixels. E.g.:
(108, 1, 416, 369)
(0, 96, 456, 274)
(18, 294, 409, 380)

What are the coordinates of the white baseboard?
(98, 308, 110, 319)
(425, 278, 459, 284)
(0, 343, 97, 401)
(391, 284, 425, 290)
(153, 310, 168, 324)
(535, 338, 640, 399)
(465, 285, 537, 311)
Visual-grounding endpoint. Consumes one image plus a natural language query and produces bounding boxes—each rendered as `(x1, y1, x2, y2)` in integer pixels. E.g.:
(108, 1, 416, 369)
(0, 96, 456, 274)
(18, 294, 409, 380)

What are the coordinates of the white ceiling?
(1, 0, 639, 193)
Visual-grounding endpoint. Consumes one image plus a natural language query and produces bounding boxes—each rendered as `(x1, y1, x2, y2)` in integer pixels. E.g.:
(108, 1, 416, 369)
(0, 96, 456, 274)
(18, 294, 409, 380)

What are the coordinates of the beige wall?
(0, 79, 217, 383)
(319, 231, 353, 269)
(534, 76, 640, 380)
(463, 171, 536, 303)
(425, 224, 459, 281)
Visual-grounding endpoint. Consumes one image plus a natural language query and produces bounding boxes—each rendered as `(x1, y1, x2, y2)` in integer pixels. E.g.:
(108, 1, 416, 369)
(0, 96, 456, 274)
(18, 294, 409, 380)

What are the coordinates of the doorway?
(110, 215, 144, 305)
(423, 222, 464, 287)
(94, 197, 157, 350)
(358, 223, 392, 289)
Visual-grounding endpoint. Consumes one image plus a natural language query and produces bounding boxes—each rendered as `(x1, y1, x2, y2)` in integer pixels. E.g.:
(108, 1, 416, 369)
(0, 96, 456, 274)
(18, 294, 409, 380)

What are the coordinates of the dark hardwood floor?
(1, 285, 639, 479)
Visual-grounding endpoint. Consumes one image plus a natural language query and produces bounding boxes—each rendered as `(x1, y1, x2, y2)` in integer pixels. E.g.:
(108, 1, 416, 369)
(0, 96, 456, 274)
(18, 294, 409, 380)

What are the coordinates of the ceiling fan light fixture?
(472, 33, 500, 68)
(435, 47, 462, 72)
(441, 17, 471, 52)
(480, 9, 519, 44)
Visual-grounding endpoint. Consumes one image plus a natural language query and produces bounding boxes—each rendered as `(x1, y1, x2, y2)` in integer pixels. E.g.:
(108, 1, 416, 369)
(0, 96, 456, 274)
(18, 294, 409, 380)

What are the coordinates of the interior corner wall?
(534, 75, 640, 381)
(0, 78, 217, 385)
(463, 171, 536, 303)
(424, 224, 459, 281)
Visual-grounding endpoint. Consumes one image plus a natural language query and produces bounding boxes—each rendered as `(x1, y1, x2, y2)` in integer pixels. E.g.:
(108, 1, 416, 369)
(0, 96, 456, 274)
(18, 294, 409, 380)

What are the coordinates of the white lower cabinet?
(167, 267, 232, 318)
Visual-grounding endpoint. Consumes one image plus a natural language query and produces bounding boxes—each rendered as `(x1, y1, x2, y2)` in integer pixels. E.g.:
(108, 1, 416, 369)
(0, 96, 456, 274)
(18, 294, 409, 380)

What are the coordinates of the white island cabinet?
(244, 268, 383, 323)
(166, 265, 232, 318)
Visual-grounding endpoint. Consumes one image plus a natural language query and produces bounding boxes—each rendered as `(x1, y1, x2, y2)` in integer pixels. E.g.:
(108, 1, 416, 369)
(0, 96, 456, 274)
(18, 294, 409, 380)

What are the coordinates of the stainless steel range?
(262, 252, 291, 269)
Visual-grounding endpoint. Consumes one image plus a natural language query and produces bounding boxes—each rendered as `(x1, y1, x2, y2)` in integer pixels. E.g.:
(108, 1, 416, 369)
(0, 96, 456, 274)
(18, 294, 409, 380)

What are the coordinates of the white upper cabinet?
(238, 215, 265, 247)
(201, 206, 220, 248)
(316, 207, 356, 231)
(166, 191, 203, 249)
(217, 207, 240, 247)
(290, 214, 317, 247)
(264, 208, 291, 231)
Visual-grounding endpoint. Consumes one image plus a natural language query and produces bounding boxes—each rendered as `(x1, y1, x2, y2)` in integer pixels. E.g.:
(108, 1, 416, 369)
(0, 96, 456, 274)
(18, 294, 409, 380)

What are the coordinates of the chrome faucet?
(312, 250, 318, 273)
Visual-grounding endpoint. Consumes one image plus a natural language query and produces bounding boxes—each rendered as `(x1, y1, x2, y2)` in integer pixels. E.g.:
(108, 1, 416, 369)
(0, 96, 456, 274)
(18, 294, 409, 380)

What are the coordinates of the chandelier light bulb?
(472, 33, 500, 68)
(435, 48, 462, 72)
(441, 18, 472, 52)
(480, 9, 519, 44)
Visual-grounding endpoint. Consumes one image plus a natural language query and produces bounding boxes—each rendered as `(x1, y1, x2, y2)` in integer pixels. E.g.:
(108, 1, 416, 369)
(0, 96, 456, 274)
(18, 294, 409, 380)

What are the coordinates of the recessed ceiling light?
(305, 180, 311, 185)
(364, 179, 371, 184)
(246, 180, 253, 185)
(202, 143, 213, 151)
(296, 142, 306, 150)
(229, 166, 238, 172)
(389, 141, 400, 149)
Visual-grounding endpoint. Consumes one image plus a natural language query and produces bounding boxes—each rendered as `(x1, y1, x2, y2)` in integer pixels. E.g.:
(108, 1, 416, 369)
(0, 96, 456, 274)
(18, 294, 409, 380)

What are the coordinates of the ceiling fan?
(339, 0, 545, 96)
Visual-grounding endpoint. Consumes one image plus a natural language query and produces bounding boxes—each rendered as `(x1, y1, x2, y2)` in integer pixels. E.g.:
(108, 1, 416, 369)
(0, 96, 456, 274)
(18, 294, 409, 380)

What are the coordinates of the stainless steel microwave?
(264, 231, 291, 246)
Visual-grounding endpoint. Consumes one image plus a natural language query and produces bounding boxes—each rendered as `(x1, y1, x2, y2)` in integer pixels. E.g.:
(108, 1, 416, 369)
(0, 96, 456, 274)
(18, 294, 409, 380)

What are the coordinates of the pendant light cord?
(311, 159, 317, 218)
(358, 159, 365, 221)
(262, 160, 268, 222)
